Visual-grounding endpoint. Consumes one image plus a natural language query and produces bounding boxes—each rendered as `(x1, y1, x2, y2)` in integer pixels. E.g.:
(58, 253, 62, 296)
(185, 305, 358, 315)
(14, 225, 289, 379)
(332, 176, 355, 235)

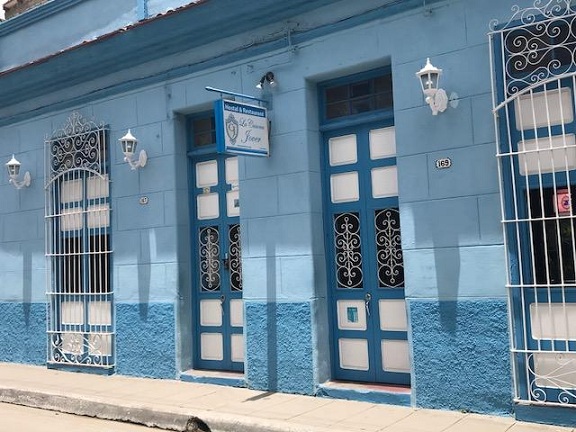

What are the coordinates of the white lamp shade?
(6, 154, 21, 177)
(416, 58, 442, 97)
(119, 129, 138, 156)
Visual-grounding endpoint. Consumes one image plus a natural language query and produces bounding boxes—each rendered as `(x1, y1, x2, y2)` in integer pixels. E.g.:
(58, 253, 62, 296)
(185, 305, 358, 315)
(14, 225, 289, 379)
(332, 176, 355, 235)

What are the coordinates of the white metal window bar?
(45, 112, 114, 369)
(490, 1, 576, 407)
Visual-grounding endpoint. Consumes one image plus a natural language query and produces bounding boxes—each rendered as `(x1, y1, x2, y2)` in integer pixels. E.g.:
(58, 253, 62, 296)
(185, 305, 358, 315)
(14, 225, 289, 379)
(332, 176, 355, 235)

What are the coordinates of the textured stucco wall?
(410, 299, 512, 414)
(116, 302, 176, 378)
(245, 301, 314, 394)
(0, 302, 45, 364)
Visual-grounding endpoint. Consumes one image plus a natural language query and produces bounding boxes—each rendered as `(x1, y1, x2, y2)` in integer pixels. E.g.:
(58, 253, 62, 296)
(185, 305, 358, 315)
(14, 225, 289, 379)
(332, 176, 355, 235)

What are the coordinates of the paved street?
(0, 402, 163, 432)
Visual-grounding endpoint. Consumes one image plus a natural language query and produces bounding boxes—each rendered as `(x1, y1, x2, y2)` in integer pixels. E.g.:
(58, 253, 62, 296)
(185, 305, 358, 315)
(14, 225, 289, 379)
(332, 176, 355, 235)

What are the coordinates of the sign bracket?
(205, 86, 269, 106)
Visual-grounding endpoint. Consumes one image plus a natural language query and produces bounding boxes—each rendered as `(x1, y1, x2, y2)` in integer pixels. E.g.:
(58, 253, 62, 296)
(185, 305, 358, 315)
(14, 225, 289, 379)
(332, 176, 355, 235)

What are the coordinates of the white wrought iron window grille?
(44, 112, 114, 369)
(490, 0, 576, 407)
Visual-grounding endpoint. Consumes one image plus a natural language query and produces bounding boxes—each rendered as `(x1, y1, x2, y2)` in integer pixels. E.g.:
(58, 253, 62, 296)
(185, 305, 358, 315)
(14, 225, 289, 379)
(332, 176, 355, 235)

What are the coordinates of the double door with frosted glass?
(192, 155, 244, 372)
(323, 123, 410, 385)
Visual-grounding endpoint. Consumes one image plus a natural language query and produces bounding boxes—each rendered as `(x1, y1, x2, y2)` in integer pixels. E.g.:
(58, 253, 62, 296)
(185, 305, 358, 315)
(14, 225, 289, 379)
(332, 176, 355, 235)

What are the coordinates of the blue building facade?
(0, 0, 574, 427)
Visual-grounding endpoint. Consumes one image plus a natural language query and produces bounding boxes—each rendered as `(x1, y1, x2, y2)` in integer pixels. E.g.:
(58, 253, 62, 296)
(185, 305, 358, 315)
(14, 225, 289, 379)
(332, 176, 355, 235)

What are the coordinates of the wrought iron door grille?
(491, 1, 576, 407)
(199, 226, 221, 291)
(375, 208, 404, 288)
(228, 224, 242, 292)
(45, 112, 114, 369)
(333, 212, 363, 288)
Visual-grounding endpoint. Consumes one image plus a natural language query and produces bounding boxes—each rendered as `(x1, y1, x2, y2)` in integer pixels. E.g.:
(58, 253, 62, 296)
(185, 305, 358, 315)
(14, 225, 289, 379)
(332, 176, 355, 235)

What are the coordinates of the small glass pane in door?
(329, 134, 357, 166)
(369, 127, 396, 159)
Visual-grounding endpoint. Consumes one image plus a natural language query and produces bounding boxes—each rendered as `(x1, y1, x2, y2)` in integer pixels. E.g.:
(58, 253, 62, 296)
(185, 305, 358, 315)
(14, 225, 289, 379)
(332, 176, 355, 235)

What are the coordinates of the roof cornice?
(0, 0, 84, 36)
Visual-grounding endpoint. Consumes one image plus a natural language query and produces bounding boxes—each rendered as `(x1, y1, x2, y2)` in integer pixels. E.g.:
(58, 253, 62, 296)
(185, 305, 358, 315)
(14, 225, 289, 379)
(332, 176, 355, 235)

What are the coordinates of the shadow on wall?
(433, 226, 460, 333)
(411, 208, 461, 332)
(22, 246, 32, 325)
(266, 239, 277, 390)
(138, 229, 152, 320)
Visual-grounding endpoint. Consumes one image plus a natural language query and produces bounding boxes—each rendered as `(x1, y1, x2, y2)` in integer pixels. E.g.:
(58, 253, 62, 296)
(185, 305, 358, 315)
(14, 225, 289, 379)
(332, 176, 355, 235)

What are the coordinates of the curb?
(0, 387, 334, 432)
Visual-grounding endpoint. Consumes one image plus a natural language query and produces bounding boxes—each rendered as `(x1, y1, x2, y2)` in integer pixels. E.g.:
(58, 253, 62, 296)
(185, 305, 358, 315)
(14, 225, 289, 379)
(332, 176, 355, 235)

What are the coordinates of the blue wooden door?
(323, 122, 410, 385)
(191, 153, 244, 372)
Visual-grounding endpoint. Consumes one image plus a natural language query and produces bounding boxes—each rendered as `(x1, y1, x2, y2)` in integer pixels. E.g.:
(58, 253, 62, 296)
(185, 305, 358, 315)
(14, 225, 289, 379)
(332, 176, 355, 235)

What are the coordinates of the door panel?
(324, 123, 410, 385)
(192, 155, 243, 372)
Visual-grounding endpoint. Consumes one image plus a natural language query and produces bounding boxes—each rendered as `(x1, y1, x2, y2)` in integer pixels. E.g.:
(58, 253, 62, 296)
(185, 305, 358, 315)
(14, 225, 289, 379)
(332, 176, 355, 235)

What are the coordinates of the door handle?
(220, 294, 225, 315)
(364, 293, 371, 317)
(222, 253, 229, 270)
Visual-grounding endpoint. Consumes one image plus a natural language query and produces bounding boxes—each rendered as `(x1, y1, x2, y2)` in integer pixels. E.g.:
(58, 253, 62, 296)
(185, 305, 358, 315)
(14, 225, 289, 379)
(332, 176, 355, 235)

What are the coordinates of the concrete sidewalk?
(0, 363, 573, 432)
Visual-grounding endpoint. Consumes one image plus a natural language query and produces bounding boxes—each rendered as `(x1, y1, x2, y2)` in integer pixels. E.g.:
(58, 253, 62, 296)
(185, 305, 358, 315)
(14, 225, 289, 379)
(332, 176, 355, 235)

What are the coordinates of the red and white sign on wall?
(555, 188, 572, 215)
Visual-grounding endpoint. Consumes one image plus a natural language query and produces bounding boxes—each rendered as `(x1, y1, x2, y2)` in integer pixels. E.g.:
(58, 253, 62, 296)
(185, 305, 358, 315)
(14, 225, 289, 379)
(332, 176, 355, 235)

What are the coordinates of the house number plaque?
(435, 157, 452, 169)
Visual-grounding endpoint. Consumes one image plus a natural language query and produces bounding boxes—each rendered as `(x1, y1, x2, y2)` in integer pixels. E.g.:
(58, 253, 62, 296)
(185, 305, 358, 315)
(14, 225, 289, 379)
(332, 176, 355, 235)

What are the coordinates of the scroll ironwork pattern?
(375, 208, 404, 288)
(490, 0, 576, 31)
(229, 224, 242, 291)
(45, 111, 113, 369)
(49, 332, 110, 366)
(490, 1, 576, 98)
(528, 353, 576, 404)
(333, 212, 363, 288)
(46, 112, 107, 182)
(200, 226, 221, 291)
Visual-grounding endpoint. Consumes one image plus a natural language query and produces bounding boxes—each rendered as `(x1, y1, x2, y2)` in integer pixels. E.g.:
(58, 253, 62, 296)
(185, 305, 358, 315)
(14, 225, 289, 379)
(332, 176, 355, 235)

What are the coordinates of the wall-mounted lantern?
(416, 58, 457, 115)
(5, 154, 31, 189)
(119, 129, 147, 170)
(256, 71, 276, 90)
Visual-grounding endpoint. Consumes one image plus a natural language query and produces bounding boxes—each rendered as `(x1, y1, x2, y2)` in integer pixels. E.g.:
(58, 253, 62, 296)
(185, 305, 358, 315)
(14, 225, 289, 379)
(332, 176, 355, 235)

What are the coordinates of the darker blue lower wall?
(410, 299, 512, 414)
(245, 301, 314, 394)
(116, 302, 176, 379)
(0, 302, 45, 364)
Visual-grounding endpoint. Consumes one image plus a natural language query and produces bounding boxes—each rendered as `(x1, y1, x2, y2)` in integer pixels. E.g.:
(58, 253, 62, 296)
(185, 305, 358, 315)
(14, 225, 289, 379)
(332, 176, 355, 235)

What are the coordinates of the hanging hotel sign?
(215, 99, 269, 157)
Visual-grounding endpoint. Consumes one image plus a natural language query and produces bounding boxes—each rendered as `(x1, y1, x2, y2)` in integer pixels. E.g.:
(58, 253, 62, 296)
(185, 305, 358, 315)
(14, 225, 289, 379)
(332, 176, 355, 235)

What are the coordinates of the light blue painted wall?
(0, 0, 542, 416)
(0, 0, 137, 71)
(234, 0, 516, 400)
(0, 82, 184, 375)
(0, 116, 46, 305)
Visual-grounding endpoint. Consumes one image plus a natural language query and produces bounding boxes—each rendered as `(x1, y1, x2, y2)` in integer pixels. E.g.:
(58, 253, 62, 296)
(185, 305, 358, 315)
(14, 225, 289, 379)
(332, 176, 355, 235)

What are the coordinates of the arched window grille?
(45, 112, 114, 369)
(490, 1, 576, 406)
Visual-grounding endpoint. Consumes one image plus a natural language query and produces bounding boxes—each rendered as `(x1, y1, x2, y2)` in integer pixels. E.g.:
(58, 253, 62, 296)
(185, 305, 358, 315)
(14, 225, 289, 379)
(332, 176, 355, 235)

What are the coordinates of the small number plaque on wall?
(435, 157, 452, 169)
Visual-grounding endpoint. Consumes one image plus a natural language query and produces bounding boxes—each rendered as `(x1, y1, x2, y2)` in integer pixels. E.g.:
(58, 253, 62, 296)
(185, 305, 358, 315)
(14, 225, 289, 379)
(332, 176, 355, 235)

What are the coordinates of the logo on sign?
(225, 113, 239, 145)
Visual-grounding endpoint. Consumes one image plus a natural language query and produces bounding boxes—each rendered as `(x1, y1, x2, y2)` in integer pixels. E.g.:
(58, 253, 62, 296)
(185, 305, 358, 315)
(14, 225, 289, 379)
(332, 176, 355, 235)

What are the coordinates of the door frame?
(318, 67, 410, 385)
(186, 112, 244, 373)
